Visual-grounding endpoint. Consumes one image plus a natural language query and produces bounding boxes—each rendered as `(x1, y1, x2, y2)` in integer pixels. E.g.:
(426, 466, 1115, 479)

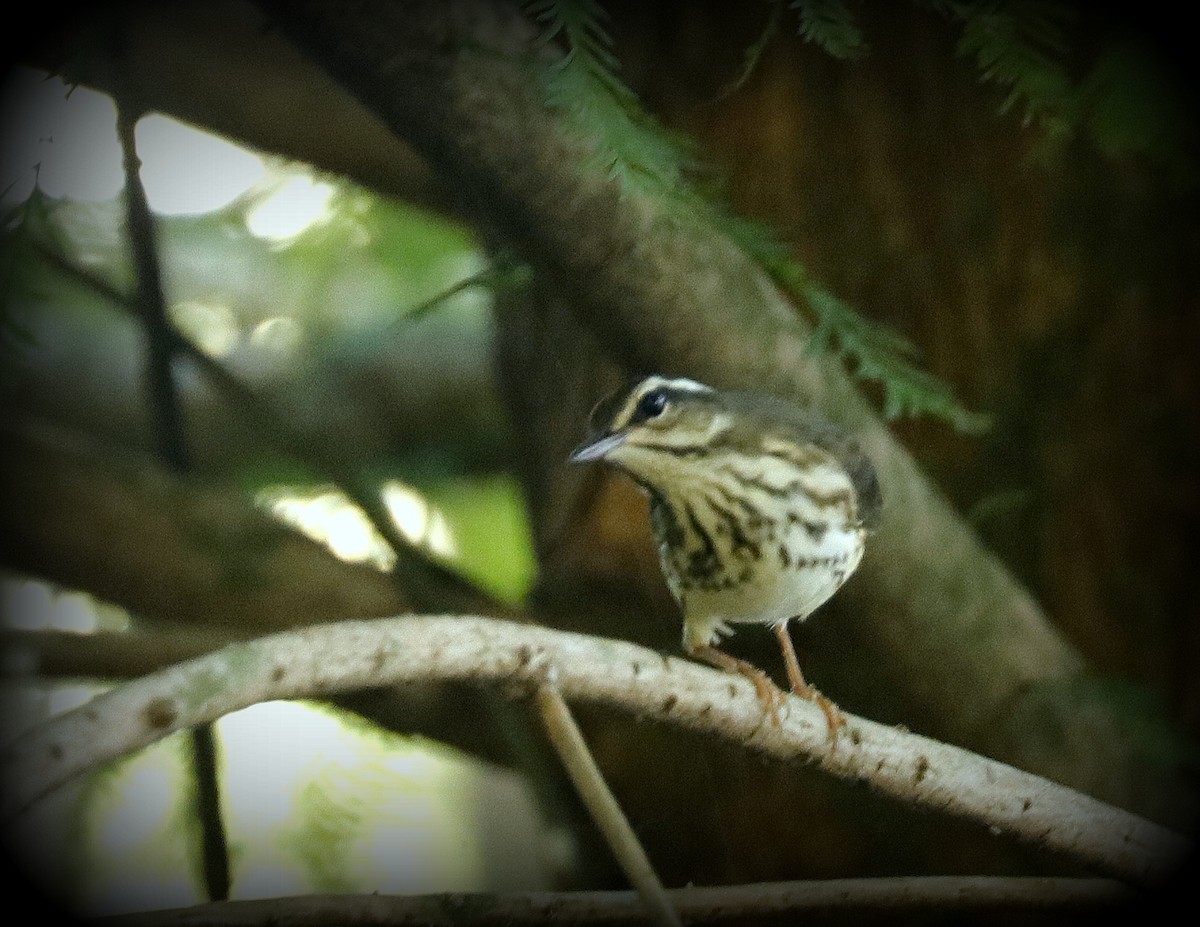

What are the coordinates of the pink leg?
(774, 624, 845, 737)
(687, 643, 787, 725)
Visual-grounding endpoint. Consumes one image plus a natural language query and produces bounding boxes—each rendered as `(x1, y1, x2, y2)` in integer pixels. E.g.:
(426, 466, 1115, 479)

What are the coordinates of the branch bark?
(97, 877, 1133, 926)
(536, 685, 680, 927)
(2, 615, 1189, 886)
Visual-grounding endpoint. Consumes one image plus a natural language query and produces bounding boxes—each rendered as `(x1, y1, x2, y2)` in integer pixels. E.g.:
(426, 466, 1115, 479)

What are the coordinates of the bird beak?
(569, 432, 627, 463)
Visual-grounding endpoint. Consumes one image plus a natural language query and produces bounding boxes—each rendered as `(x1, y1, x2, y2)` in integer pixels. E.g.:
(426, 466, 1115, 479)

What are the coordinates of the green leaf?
(718, 211, 987, 431)
(930, 1, 1075, 131)
(523, 0, 691, 198)
(790, 0, 868, 60)
(803, 282, 989, 431)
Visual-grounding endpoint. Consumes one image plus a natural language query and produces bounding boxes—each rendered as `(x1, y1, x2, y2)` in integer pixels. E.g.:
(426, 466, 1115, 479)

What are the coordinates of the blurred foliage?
(284, 777, 368, 893)
(523, 0, 986, 429)
(527, 0, 697, 198)
(791, 0, 869, 60)
(718, 1, 783, 98)
(2, 97, 541, 896)
(416, 475, 538, 605)
(717, 212, 989, 431)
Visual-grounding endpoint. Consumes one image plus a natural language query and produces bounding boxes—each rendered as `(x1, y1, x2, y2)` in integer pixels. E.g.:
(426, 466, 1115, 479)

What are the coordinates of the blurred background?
(1, 1, 1197, 917)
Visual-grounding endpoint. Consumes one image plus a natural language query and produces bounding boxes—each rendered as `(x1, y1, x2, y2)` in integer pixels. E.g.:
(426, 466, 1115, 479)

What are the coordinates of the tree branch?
(8, 242, 511, 480)
(0, 419, 411, 631)
(96, 877, 1133, 926)
(536, 685, 680, 927)
(21, 242, 499, 617)
(2, 616, 1189, 886)
(113, 47, 231, 900)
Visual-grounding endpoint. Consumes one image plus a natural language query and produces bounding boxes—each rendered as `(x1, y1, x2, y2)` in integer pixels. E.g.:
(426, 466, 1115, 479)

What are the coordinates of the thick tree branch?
(2, 616, 1189, 886)
(98, 877, 1134, 926)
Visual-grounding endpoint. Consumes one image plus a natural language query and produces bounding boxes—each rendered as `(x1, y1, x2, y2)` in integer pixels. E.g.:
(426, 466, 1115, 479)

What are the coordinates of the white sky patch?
(1, 69, 265, 215)
(249, 316, 303, 357)
(1, 578, 99, 633)
(256, 483, 456, 573)
(0, 69, 123, 204)
(246, 175, 336, 241)
(135, 114, 265, 215)
(169, 300, 240, 357)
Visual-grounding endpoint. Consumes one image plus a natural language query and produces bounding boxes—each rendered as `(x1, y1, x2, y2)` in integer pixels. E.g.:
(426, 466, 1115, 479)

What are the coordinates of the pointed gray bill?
(569, 432, 627, 463)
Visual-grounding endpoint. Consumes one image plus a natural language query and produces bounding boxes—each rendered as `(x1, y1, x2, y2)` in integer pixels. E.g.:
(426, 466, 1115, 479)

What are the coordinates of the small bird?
(570, 375, 881, 734)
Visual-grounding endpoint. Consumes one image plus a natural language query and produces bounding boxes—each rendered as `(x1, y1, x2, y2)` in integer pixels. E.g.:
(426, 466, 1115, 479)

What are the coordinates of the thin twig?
(114, 81, 230, 902)
(95, 877, 1134, 926)
(393, 267, 496, 327)
(536, 685, 681, 927)
(2, 616, 1190, 886)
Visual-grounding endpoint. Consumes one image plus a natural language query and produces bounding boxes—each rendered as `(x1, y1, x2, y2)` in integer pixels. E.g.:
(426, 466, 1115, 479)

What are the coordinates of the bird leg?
(774, 623, 845, 737)
(687, 643, 787, 725)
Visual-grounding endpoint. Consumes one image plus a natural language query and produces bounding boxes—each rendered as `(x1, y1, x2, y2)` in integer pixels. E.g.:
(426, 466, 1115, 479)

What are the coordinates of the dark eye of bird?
(636, 388, 668, 420)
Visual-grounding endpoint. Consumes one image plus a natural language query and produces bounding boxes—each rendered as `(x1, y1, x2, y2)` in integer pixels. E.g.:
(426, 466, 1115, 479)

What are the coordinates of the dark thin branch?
(113, 65, 229, 900)
(95, 878, 1134, 926)
(395, 268, 497, 327)
(115, 100, 189, 474)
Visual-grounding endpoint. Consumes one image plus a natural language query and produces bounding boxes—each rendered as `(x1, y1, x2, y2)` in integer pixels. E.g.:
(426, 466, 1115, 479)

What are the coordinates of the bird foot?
(744, 666, 789, 726)
(792, 682, 846, 739)
(688, 644, 787, 725)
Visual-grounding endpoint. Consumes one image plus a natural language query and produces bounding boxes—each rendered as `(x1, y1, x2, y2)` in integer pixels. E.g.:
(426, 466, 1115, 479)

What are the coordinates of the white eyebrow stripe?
(660, 377, 714, 394)
(610, 375, 717, 431)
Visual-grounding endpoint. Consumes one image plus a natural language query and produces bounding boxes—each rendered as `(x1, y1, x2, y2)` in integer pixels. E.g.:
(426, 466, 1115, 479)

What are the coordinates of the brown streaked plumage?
(570, 374, 881, 734)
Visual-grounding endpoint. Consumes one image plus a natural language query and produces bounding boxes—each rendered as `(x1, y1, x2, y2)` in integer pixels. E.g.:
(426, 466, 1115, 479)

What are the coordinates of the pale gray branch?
(1, 616, 1189, 885)
(536, 685, 681, 927)
(97, 877, 1133, 925)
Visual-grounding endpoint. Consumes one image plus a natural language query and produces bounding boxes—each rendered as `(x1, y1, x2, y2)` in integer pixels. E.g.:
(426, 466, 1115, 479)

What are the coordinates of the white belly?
(677, 523, 864, 645)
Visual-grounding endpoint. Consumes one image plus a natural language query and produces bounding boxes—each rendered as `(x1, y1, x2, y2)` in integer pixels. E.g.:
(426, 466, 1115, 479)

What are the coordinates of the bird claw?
(688, 644, 844, 735)
(791, 683, 845, 739)
(745, 670, 788, 726)
(751, 676, 846, 741)
(814, 692, 846, 739)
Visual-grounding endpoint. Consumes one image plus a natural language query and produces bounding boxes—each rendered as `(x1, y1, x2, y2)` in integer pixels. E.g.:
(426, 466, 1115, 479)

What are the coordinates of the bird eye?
(636, 388, 668, 420)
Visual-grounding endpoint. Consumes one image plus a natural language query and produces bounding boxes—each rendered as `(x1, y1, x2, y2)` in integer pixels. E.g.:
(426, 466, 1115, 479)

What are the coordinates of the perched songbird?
(570, 375, 882, 733)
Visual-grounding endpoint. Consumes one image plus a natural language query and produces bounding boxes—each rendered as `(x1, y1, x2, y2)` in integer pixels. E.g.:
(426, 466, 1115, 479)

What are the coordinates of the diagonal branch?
(2, 615, 1189, 886)
(0, 418, 411, 632)
(536, 685, 680, 927)
(113, 63, 229, 900)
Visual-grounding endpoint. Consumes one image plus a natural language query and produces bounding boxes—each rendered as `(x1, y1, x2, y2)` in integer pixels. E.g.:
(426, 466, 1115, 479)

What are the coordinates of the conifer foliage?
(523, 0, 983, 430)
